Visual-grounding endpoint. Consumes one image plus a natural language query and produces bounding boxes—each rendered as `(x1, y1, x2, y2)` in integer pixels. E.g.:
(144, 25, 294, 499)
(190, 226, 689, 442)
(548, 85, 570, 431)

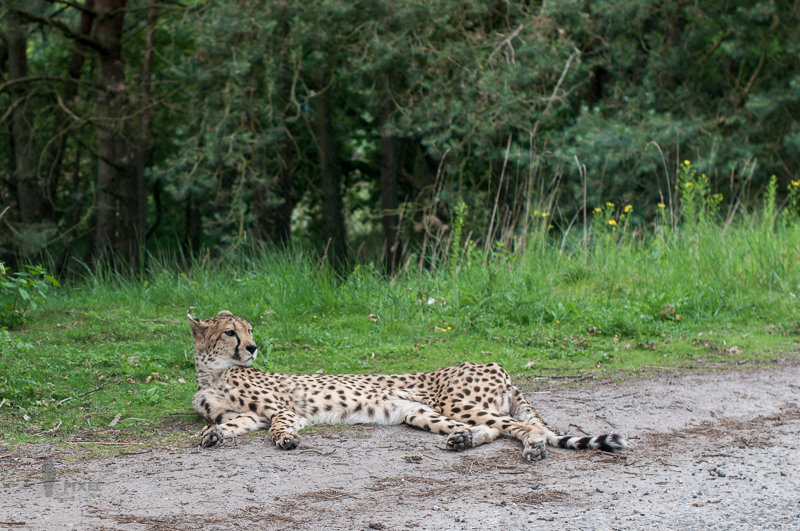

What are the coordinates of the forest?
(1, 0, 800, 274)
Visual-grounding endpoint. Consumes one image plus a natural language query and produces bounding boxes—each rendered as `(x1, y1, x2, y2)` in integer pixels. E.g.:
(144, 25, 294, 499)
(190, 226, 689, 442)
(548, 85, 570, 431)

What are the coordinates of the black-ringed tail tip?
(556, 433, 629, 452)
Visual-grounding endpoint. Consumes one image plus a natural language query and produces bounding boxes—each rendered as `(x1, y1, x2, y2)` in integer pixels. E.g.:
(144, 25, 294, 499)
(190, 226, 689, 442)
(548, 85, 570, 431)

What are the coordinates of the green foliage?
(0, 263, 59, 327)
(3, 0, 800, 269)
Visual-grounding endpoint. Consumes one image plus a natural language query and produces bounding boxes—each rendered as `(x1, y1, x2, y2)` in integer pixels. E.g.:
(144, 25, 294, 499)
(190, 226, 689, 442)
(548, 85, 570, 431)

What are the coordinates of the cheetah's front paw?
(445, 429, 473, 452)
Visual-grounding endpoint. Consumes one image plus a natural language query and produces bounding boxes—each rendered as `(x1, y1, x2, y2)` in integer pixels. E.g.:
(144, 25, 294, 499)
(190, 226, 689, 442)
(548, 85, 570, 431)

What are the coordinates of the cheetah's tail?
(551, 433, 628, 452)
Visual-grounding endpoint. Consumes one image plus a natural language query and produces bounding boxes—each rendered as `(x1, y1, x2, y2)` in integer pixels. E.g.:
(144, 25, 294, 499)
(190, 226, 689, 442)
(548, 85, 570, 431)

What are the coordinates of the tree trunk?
(379, 90, 401, 275)
(271, 141, 294, 246)
(252, 10, 295, 248)
(131, 0, 157, 251)
(310, 75, 346, 269)
(41, 0, 96, 216)
(94, 0, 139, 267)
(269, 52, 295, 246)
(7, 10, 41, 224)
(183, 190, 202, 253)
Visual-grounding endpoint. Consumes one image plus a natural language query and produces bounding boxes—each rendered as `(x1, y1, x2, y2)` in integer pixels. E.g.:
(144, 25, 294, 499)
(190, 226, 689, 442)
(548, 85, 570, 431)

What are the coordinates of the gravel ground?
(2, 364, 799, 530)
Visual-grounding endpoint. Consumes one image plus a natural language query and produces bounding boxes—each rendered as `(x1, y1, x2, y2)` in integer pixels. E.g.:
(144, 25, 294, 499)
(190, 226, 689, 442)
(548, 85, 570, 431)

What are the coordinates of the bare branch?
(11, 8, 106, 53)
(0, 75, 101, 95)
(42, 0, 98, 15)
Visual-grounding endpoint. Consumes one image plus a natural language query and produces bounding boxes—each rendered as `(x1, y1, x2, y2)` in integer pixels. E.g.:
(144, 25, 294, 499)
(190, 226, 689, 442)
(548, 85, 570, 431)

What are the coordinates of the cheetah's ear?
(187, 313, 205, 329)
(217, 310, 234, 317)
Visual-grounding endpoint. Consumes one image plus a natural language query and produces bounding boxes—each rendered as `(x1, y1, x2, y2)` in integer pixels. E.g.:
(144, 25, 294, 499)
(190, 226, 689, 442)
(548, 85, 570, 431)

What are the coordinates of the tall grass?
(1, 166, 799, 445)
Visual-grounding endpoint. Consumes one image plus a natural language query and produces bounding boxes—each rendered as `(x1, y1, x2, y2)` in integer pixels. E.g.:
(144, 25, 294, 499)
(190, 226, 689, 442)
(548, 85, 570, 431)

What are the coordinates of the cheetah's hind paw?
(522, 441, 548, 461)
(200, 426, 226, 448)
(276, 433, 300, 450)
(445, 429, 473, 452)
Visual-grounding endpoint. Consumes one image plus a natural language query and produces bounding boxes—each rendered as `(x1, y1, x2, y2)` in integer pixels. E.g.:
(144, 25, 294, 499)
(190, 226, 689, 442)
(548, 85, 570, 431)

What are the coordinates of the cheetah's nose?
(246, 344, 258, 354)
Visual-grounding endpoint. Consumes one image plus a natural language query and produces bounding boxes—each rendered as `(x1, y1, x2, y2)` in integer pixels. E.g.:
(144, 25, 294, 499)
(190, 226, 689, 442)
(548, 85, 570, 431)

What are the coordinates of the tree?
(7, 8, 41, 224)
(2, 0, 799, 273)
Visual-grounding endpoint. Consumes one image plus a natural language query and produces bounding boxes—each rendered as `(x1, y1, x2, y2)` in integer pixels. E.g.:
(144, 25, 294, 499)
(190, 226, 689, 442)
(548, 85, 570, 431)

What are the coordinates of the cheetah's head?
(187, 311, 258, 369)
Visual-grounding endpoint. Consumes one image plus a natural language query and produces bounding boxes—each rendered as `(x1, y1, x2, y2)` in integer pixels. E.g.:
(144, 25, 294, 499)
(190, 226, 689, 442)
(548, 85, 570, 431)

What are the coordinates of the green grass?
(1, 208, 799, 452)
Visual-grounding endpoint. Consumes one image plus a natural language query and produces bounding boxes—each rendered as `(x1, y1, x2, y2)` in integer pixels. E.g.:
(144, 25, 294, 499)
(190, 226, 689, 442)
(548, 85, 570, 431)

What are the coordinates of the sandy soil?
(2, 364, 799, 530)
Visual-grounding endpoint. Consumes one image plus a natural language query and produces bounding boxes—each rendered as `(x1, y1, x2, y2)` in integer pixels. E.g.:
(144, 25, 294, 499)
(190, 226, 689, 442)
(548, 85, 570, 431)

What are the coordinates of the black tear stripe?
(232, 331, 241, 360)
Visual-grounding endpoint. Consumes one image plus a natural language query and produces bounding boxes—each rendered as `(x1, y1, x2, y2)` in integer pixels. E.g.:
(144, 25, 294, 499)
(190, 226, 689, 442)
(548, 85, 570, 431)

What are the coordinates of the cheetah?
(188, 311, 627, 460)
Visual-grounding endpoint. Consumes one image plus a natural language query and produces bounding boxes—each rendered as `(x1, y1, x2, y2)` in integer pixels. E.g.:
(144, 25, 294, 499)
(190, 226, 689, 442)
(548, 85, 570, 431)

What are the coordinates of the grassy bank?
(1, 197, 799, 450)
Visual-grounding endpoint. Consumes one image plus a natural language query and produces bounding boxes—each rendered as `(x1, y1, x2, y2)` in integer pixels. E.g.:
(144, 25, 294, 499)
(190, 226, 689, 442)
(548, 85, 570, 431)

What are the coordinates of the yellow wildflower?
(594, 207, 602, 213)
(683, 160, 690, 166)
(657, 202, 666, 209)
(608, 219, 617, 226)
(623, 204, 633, 213)
(606, 202, 614, 207)
(791, 180, 800, 187)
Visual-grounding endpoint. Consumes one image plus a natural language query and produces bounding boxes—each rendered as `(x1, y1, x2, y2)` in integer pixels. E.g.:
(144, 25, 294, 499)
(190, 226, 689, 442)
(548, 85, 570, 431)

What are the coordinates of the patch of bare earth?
(2, 365, 799, 530)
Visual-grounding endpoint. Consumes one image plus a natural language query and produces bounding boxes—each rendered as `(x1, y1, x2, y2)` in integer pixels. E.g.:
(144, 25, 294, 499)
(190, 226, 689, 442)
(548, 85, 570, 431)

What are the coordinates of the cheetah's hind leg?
(400, 403, 501, 451)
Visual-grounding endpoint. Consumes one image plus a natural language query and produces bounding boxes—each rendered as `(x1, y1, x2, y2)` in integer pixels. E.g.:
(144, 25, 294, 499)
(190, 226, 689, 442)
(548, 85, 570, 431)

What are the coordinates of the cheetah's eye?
(223, 330, 236, 337)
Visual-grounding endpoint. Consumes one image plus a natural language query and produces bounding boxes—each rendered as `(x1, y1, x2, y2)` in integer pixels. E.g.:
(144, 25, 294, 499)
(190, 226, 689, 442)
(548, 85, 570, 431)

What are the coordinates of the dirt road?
(2, 364, 799, 530)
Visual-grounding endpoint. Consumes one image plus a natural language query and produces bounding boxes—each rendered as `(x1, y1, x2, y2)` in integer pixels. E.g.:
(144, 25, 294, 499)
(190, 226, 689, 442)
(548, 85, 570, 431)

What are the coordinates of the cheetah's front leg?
(267, 409, 306, 450)
(194, 389, 269, 447)
(200, 413, 269, 447)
